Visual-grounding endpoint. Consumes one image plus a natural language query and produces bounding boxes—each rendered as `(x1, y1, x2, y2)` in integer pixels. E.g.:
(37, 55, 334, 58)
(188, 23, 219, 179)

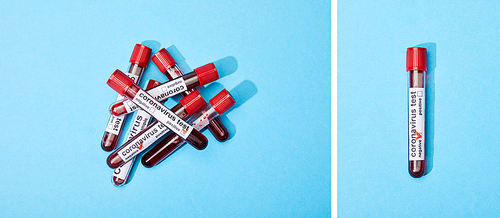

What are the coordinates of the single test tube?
(112, 79, 161, 186)
(152, 48, 230, 142)
(107, 89, 207, 168)
(110, 63, 219, 116)
(407, 47, 427, 178)
(101, 44, 152, 151)
(142, 89, 235, 168)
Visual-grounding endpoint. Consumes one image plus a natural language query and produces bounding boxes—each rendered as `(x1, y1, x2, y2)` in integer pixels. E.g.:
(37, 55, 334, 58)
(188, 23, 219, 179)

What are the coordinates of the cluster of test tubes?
(101, 43, 237, 186)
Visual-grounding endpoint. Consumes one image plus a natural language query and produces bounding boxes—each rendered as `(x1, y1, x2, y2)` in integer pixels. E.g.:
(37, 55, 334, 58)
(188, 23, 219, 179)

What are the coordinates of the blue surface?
(0, 1, 330, 217)
(339, 1, 500, 217)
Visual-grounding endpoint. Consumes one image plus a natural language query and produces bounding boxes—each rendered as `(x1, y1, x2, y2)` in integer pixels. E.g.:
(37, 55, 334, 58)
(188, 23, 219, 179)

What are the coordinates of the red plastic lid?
(107, 69, 134, 96)
(129, 44, 152, 68)
(179, 90, 207, 115)
(146, 79, 162, 90)
(194, 63, 219, 86)
(151, 48, 177, 73)
(209, 89, 235, 115)
(406, 47, 427, 71)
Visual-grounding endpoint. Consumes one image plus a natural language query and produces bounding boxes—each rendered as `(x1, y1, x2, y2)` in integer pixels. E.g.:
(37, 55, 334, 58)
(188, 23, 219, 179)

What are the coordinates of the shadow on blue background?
(147, 80, 258, 167)
(167, 45, 191, 73)
(201, 80, 258, 141)
(167, 44, 241, 141)
(416, 42, 436, 175)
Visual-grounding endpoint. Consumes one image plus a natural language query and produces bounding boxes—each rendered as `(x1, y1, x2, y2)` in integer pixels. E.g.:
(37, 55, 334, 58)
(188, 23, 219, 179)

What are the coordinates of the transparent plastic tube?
(106, 85, 208, 169)
(407, 47, 427, 178)
(101, 44, 151, 151)
(152, 48, 229, 142)
(110, 63, 219, 116)
(142, 89, 235, 168)
(112, 79, 161, 186)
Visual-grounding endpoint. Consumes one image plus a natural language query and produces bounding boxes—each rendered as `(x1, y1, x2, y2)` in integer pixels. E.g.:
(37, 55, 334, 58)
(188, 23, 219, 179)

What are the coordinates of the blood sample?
(107, 70, 208, 156)
(106, 88, 207, 168)
(110, 62, 219, 116)
(151, 48, 229, 142)
(142, 89, 235, 168)
(101, 44, 152, 151)
(112, 79, 161, 186)
(407, 47, 427, 178)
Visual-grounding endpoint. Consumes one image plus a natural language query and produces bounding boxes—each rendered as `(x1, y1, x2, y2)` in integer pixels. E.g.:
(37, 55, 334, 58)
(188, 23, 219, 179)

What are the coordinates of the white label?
(127, 110, 151, 138)
(113, 110, 151, 180)
(113, 158, 135, 181)
(153, 77, 187, 101)
(131, 89, 194, 139)
(192, 107, 218, 131)
(408, 88, 425, 161)
(117, 122, 170, 162)
(124, 100, 139, 113)
(120, 77, 187, 114)
(105, 115, 125, 135)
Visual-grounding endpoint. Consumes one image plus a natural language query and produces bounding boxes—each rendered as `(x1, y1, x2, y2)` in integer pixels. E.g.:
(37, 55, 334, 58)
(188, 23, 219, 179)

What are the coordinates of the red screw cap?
(152, 48, 177, 73)
(130, 44, 152, 68)
(406, 47, 427, 71)
(179, 90, 207, 115)
(107, 69, 134, 96)
(194, 63, 219, 86)
(209, 89, 236, 115)
(146, 79, 162, 90)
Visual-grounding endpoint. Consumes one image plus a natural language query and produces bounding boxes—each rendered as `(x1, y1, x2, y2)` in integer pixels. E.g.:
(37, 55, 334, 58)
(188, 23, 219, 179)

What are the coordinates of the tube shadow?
(416, 42, 436, 175)
(202, 80, 258, 141)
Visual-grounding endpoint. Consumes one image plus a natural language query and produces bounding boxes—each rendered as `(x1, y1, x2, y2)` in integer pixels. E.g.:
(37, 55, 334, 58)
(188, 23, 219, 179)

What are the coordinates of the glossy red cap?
(209, 89, 235, 115)
(129, 44, 152, 68)
(406, 47, 427, 71)
(194, 63, 219, 86)
(179, 90, 207, 115)
(151, 48, 176, 73)
(146, 79, 162, 90)
(107, 69, 134, 96)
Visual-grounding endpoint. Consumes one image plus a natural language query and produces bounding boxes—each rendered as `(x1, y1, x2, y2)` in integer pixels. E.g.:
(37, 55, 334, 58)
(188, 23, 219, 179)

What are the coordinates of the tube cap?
(209, 89, 236, 115)
(151, 48, 177, 73)
(406, 47, 427, 71)
(179, 90, 207, 115)
(129, 44, 152, 68)
(146, 79, 162, 90)
(194, 63, 219, 86)
(107, 69, 134, 96)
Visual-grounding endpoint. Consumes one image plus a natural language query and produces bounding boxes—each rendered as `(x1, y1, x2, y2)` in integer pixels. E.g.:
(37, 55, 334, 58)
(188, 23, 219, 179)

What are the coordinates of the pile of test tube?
(102, 43, 236, 186)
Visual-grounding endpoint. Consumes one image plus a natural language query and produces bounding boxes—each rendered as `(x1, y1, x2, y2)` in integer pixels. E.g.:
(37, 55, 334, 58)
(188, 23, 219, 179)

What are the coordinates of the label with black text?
(408, 88, 425, 161)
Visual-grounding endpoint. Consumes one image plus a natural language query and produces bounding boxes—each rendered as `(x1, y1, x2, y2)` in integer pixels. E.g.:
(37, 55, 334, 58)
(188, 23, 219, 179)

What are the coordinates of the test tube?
(407, 47, 427, 178)
(106, 76, 209, 168)
(101, 44, 152, 151)
(151, 48, 230, 142)
(110, 63, 219, 116)
(142, 89, 235, 168)
(112, 79, 161, 186)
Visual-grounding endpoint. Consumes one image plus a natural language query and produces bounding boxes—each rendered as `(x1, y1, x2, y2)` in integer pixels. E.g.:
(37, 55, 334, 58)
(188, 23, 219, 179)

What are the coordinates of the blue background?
(339, 1, 500, 217)
(0, 1, 330, 217)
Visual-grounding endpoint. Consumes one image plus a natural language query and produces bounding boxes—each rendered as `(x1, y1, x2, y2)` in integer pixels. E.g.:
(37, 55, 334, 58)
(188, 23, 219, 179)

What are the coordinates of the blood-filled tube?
(106, 88, 207, 168)
(107, 70, 208, 157)
(112, 79, 161, 186)
(142, 89, 235, 168)
(151, 48, 229, 142)
(101, 44, 152, 151)
(110, 62, 219, 116)
(407, 47, 427, 178)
